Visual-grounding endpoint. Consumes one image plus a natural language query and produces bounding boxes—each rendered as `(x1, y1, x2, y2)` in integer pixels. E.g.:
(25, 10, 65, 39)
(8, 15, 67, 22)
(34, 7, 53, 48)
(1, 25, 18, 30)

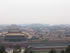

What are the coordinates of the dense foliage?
(49, 48, 57, 53)
(0, 46, 6, 53)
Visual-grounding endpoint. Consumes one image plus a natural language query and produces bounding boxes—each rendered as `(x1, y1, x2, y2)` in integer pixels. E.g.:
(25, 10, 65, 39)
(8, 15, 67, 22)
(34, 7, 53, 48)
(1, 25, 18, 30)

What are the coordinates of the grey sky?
(0, 0, 70, 24)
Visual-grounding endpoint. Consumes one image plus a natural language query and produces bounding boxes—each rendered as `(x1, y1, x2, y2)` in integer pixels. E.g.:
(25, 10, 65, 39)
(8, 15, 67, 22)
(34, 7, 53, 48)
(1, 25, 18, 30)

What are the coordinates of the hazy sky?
(0, 0, 70, 24)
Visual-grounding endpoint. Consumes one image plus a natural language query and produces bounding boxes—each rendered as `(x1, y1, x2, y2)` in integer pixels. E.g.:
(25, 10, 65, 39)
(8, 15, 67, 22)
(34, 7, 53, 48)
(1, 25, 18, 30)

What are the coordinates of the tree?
(24, 46, 28, 53)
(60, 50, 65, 53)
(24, 50, 27, 53)
(65, 45, 70, 53)
(29, 47, 35, 53)
(0, 46, 6, 53)
(13, 48, 20, 53)
(24, 46, 35, 53)
(29, 50, 35, 53)
(13, 45, 21, 53)
(49, 48, 57, 53)
(13, 50, 18, 53)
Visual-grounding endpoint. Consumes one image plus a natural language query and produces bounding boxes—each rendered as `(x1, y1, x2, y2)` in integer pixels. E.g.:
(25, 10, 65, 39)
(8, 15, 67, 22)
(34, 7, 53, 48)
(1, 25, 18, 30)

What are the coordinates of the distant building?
(4, 25, 31, 42)
(0, 33, 4, 42)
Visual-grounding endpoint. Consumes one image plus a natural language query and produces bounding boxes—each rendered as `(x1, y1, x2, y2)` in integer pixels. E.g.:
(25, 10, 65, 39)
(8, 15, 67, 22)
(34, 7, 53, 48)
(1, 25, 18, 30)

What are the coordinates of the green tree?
(24, 46, 28, 53)
(60, 50, 65, 53)
(29, 50, 35, 53)
(65, 45, 70, 53)
(24, 50, 27, 53)
(13, 45, 21, 53)
(29, 47, 35, 53)
(49, 48, 57, 53)
(13, 49, 19, 53)
(0, 46, 6, 53)
(24, 46, 35, 53)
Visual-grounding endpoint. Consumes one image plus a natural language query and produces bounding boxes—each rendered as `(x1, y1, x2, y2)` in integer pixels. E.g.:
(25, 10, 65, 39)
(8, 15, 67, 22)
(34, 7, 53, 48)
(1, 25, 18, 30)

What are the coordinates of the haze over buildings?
(0, 24, 70, 41)
(0, 0, 70, 24)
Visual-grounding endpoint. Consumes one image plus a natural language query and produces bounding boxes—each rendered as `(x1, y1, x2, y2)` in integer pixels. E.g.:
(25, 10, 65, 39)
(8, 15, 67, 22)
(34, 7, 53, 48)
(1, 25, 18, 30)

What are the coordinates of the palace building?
(4, 25, 32, 42)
